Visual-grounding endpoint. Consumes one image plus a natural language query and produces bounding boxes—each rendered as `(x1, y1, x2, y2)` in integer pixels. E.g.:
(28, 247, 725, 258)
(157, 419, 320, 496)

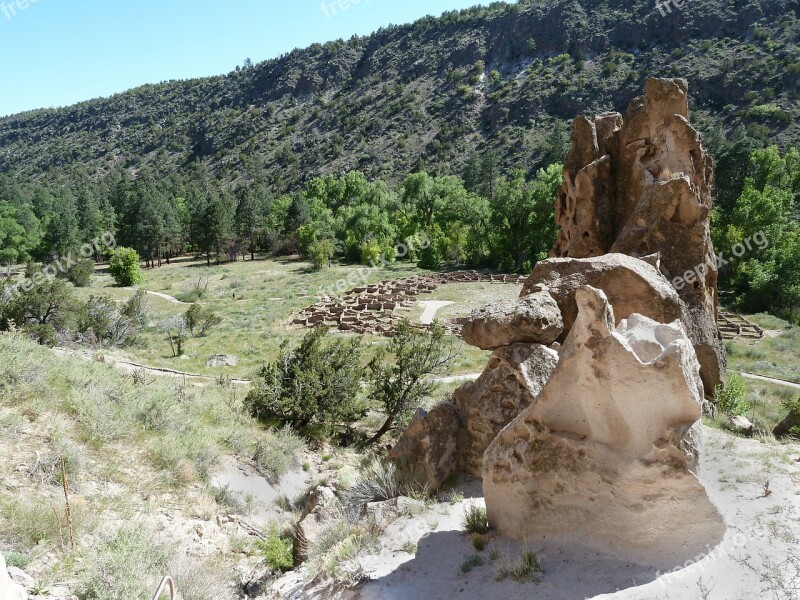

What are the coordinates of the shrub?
(714, 372, 748, 416)
(359, 238, 383, 267)
(497, 550, 545, 582)
(252, 426, 306, 483)
(244, 327, 367, 439)
(341, 462, 400, 519)
(308, 239, 335, 271)
(462, 505, 490, 535)
(257, 529, 295, 573)
(77, 527, 167, 600)
(184, 304, 221, 337)
(108, 247, 144, 286)
(64, 259, 94, 287)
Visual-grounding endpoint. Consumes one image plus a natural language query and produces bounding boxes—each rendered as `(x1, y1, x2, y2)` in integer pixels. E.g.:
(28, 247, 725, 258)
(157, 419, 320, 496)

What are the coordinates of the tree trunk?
(366, 414, 395, 446)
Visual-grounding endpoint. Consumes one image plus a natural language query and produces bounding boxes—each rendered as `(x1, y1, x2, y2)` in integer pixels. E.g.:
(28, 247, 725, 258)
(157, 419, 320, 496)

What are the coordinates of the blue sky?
(0, 0, 496, 117)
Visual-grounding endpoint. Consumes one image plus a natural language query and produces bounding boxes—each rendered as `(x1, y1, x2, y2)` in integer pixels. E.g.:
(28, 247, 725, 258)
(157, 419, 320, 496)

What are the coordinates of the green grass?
(77, 255, 502, 379)
(726, 313, 800, 384)
(462, 505, 490, 535)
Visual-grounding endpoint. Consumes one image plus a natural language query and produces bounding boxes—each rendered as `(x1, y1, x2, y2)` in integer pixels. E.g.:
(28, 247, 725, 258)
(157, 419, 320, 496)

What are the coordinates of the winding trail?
(740, 371, 800, 390)
(123, 288, 187, 305)
(418, 300, 455, 325)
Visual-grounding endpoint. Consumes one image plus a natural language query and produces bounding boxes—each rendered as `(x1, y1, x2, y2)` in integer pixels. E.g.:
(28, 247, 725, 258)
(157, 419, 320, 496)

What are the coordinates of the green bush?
(257, 529, 295, 573)
(462, 505, 490, 535)
(184, 304, 221, 337)
(714, 372, 748, 416)
(108, 247, 144, 287)
(244, 327, 366, 439)
(64, 259, 94, 287)
(308, 239, 335, 271)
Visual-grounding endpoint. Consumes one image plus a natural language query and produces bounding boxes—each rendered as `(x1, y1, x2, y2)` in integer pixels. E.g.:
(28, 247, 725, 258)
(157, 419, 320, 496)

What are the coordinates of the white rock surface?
(483, 286, 724, 564)
(0, 555, 26, 600)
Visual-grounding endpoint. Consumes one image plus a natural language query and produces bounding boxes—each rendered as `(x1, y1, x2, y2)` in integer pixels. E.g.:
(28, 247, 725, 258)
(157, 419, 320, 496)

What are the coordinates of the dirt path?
(740, 370, 800, 390)
(124, 287, 187, 305)
(53, 347, 250, 385)
(418, 300, 454, 325)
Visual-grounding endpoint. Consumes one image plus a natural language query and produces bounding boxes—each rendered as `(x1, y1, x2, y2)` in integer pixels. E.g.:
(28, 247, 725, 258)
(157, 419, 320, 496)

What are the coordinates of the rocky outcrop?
(461, 290, 563, 350)
(453, 343, 559, 477)
(774, 408, 800, 438)
(521, 253, 684, 341)
(387, 403, 460, 491)
(0, 555, 26, 600)
(550, 77, 726, 393)
(483, 286, 724, 564)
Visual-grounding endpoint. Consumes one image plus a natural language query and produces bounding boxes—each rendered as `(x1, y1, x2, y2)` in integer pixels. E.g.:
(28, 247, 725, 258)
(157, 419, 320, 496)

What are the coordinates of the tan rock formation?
(0, 555, 26, 600)
(387, 403, 460, 491)
(461, 290, 563, 350)
(521, 253, 684, 341)
(483, 286, 724, 564)
(453, 343, 559, 477)
(550, 77, 725, 393)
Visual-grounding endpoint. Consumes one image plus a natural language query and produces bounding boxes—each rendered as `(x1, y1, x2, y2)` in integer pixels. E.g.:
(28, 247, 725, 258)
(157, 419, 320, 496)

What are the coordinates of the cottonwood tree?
(366, 320, 457, 445)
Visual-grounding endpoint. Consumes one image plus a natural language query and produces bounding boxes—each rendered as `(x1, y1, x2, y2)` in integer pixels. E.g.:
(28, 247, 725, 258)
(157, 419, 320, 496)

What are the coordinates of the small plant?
(401, 541, 417, 555)
(341, 462, 400, 519)
(471, 534, 486, 551)
(497, 549, 545, 582)
(3, 552, 28, 569)
(256, 529, 294, 573)
(714, 372, 748, 417)
(460, 555, 484, 573)
(462, 505, 490, 535)
(303, 462, 311, 472)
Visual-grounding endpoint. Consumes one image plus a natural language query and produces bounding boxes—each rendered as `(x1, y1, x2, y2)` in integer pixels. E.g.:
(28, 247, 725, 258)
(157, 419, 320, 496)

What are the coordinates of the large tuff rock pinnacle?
(453, 343, 559, 477)
(387, 402, 460, 491)
(461, 290, 563, 350)
(550, 77, 726, 393)
(483, 286, 724, 564)
(521, 253, 684, 344)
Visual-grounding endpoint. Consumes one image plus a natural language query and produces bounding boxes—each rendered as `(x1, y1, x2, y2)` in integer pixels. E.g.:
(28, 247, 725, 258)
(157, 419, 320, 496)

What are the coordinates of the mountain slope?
(0, 0, 798, 192)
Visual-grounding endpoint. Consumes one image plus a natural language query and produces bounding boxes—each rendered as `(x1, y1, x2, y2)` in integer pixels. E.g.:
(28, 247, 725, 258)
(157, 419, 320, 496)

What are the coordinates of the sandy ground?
(272, 426, 799, 600)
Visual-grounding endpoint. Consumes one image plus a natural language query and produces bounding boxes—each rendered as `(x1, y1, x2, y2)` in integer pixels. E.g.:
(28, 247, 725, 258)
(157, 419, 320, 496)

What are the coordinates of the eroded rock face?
(453, 343, 559, 477)
(521, 253, 684, 342)
(387, 403, 460, 491)
(483, 286, 724, 564)
(550, 77, 725, 393)
(461, 290, 563, 350)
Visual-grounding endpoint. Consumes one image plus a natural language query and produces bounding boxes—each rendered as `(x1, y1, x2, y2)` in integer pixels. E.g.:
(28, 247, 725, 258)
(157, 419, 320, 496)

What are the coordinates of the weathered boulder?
(454, 343, 559, 477)
(483, 286, 724, 564)
(521, 253, 684, 341)
(461, 290, 563, 350)
(206, 354, 238, 367)
(774, 408, 800, 438)
(387, 403, 460, 491)
(294, 486, 339, 562)
(550, 77, 726, 393)
(0, 555, 26, 600)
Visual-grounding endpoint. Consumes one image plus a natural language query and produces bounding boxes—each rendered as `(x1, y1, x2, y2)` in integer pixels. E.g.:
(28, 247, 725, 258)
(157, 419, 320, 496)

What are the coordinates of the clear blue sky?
(0, 0, 495, 117)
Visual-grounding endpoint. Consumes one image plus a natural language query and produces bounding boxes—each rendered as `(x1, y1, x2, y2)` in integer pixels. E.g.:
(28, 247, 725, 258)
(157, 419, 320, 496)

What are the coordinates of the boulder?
(206, 354, 238, 367)
(522, 253, 684, 341)
(388, 403, 460, 492)
(461, 290, 563, 350)
(453, 343, 559, 477)
(0, 555, 26, 600)
(549, 77, 726, 393)
(483, 286, 724, 565)
(774, 408, 800, 438)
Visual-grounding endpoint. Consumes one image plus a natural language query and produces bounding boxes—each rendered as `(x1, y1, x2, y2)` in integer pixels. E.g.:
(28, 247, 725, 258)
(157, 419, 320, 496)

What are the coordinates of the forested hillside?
(0, 0, 798, 190)
(0, 0, 799, 325)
